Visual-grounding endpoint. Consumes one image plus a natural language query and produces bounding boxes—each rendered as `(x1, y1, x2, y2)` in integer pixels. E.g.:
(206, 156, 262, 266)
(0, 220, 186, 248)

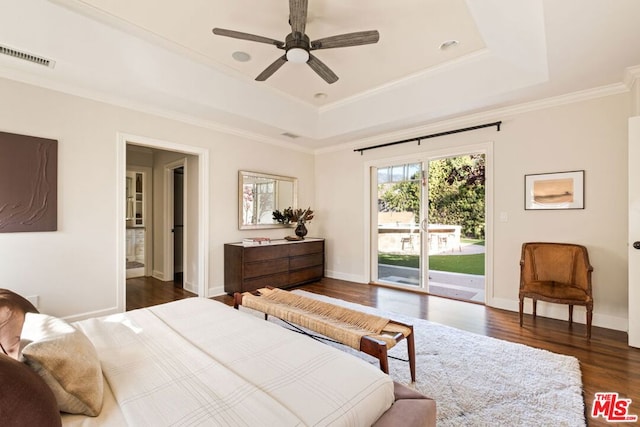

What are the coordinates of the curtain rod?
(354, 121, 502, 155)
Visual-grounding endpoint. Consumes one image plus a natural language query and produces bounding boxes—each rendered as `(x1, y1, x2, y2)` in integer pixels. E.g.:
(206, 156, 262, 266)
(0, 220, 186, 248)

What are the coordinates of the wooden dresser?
(224, 238, 324, 294)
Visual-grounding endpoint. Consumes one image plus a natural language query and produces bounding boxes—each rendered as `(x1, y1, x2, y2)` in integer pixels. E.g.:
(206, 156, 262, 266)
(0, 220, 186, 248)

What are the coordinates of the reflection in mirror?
(239, 171, 297, 229)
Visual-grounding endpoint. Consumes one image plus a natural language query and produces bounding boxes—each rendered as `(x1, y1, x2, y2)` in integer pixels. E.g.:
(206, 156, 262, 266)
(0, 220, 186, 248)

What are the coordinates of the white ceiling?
(1, 0, 640, 152)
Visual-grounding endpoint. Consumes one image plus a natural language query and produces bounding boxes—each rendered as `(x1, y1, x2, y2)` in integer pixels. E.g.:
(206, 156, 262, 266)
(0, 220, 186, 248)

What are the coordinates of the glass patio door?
(425, 154, 486, 303)
(374, 162, 425, 289)
(371, 153, 487, 303)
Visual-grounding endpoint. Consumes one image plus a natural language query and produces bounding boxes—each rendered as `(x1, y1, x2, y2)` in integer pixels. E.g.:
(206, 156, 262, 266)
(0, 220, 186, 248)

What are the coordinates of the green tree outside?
(379, 154, 485, 239)
(428, 154, 485, 239)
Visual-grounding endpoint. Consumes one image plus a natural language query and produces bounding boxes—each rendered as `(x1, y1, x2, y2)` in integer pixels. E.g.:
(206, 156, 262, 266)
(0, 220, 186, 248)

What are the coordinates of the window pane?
(407, 163, 421, 180)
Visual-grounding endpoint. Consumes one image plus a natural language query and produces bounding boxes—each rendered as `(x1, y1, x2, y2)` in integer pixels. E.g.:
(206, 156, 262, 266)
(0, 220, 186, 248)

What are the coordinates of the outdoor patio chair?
(518, 242, 594, 339)
(401, 235, 414, 250)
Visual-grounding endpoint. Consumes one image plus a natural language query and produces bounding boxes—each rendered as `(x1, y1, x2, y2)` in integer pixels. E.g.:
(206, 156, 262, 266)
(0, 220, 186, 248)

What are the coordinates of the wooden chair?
(519, 242, 594, 339)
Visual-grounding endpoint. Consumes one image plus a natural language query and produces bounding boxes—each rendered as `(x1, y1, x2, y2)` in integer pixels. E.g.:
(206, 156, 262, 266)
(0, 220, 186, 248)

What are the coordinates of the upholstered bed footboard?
(373, 382, 437, 427)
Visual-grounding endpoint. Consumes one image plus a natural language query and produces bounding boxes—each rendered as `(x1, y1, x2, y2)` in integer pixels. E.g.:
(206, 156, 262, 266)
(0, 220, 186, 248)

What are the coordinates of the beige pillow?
(20, 313, 103, 416)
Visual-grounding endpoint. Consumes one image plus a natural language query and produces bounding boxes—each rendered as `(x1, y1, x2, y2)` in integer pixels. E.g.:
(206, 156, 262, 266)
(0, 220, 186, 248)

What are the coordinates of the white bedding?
(62, 297, 394, 426)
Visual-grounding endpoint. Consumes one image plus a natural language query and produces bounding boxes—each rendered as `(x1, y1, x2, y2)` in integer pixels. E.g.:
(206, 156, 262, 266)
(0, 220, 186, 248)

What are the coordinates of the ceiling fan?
(212, 0, 379, 84)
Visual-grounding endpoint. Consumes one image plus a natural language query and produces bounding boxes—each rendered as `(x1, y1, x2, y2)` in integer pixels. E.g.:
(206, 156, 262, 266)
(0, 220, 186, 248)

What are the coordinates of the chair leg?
(532, 299, 537, 319)
(568, 305, 574, 325)
(587, 304, 593, 340)
(519, 297, 524, 327)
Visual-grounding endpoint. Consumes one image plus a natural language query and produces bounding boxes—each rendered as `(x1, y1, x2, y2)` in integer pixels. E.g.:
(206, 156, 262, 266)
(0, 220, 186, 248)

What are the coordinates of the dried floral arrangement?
(273, 207, 314, 224)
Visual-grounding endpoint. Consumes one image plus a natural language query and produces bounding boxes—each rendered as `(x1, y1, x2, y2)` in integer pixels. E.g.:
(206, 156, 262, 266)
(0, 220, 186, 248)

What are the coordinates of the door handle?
(634, 241, 640, 250)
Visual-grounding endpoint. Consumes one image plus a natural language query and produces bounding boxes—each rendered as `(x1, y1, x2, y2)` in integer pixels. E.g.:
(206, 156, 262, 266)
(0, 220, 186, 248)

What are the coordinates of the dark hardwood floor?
(128, 276, 640, 426)
(126, 276, 195, 311)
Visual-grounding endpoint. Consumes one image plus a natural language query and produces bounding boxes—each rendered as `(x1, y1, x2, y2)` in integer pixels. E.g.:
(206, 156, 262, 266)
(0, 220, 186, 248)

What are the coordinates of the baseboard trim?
(183, 280, 197, 294)
(324, 270, 367, 284)
(62, 306, 120, 323)
(489, 297, 627, 332)
(208, 285, 226, 297)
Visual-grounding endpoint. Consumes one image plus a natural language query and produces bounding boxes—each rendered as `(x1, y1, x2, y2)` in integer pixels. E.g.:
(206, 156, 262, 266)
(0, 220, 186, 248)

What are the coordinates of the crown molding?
(624, 65, 640, 89)
(0, 68, 315, 155)
(315, 81, 630, 155)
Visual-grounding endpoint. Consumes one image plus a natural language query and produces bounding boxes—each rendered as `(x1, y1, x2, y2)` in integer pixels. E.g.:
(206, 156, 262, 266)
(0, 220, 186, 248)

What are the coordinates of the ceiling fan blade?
(212, 28, 284, 48)
(310, 30, 379, 50)
(255, 55, 288, 81)
(307, 54, 338, 84)
(289, 0, 308, 36)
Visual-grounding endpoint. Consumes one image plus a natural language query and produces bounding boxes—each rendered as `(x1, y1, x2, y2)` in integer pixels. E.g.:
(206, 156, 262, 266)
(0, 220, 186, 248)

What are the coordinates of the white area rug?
(249, 290, 586, 427)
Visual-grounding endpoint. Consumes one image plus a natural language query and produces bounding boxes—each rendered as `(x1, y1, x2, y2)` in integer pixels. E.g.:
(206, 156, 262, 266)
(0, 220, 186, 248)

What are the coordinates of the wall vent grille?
(0, 44, 55, 68)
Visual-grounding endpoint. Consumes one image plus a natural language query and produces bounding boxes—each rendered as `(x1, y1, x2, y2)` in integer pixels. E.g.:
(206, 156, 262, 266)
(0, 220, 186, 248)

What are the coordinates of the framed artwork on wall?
(0, 131, 58, 232)
(524, 170, 584, 210)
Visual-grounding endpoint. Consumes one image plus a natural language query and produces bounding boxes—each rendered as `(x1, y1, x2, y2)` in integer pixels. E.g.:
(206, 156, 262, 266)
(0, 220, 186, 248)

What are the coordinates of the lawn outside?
(378, 239, 485, 275)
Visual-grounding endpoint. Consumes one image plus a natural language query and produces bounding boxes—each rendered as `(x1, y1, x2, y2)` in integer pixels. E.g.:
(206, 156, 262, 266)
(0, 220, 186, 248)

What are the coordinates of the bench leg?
(379, 347, 390, 374)
(233, 292, 243, 309)
(361, 332, 415, 382)
(361, 336, 390, 374)
(407, 327, 416, 383)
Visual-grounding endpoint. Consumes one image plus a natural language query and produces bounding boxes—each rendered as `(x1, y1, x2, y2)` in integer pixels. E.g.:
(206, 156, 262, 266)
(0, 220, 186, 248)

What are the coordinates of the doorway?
(118, 133, 209, 313)
(371, 149, 488, 303)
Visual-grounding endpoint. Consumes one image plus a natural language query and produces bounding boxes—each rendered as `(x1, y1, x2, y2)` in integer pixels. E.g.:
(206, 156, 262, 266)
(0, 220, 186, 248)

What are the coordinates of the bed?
(1, 291, 435, 426)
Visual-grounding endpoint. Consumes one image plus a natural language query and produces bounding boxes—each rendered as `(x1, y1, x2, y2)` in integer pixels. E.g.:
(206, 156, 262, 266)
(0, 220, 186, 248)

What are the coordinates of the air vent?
(281, 132, 300, 139)
(0, 44, 55, 68)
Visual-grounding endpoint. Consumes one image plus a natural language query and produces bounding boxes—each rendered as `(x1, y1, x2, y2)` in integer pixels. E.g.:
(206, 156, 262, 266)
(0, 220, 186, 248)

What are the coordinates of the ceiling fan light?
(286, 48, 309, 63)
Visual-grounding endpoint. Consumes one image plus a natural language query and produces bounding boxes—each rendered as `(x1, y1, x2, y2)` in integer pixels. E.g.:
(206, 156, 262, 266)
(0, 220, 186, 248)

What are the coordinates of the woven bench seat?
(234, 287, 416, 382)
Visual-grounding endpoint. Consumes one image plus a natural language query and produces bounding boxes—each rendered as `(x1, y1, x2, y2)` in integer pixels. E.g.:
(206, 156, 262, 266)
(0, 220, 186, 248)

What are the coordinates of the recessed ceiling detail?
(5, 0, 640, 151)
(51, 0, 486, 104)
(211, 0, 380, 84)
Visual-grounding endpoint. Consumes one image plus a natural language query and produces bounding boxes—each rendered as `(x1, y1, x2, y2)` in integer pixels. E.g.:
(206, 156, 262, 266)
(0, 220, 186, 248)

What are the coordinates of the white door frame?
(629, 116, 640, 348)
(364, 141, 494, 303)
(116, 132, 209, 312)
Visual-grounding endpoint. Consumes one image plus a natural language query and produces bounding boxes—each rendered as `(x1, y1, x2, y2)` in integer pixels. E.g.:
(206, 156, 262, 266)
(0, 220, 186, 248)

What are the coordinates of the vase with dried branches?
(273, 207, 314, 239)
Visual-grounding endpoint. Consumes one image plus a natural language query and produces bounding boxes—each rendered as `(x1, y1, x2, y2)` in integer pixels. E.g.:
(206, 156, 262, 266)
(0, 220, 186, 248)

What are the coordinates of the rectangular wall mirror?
(239, 170, 298, 230)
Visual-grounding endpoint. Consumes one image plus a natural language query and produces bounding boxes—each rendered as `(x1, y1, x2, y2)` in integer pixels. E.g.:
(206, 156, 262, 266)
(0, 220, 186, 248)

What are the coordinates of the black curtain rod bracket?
(355, 121, 502, 155)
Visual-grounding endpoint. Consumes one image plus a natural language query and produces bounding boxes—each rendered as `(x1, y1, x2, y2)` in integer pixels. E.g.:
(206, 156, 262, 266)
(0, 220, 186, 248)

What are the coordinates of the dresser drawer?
(289, 253, 323, 270)
(288, 265, 324, 285)
(244, 258, 289, 279)
(243, 272, 289, 292)
(244, 244, 290, 262)
(289, 241, 323, 256)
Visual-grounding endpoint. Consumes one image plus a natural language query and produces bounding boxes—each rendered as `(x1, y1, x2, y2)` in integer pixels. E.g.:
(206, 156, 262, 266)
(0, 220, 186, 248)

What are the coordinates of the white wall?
(0, 75, 631, 331)
(0, 77, 315, 319)
(315, 92, 631, 331)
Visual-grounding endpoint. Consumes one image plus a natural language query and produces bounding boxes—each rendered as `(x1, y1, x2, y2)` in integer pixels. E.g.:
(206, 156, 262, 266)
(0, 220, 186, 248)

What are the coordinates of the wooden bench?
(234, 287, 416, 382)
